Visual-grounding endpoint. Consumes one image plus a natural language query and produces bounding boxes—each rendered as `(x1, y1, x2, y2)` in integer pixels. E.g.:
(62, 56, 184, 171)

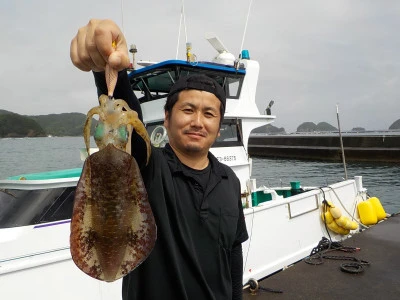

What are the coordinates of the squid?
(70, 94, 156, 282)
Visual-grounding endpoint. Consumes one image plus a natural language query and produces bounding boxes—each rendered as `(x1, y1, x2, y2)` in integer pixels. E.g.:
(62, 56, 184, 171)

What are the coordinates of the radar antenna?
(205, 33, 235, 65)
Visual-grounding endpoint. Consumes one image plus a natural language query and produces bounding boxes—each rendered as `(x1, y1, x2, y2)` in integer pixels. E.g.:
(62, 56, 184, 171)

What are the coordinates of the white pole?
(176, 10, 183, 59)
(336, 104, 348, 180)
(239, 0, 254, 54)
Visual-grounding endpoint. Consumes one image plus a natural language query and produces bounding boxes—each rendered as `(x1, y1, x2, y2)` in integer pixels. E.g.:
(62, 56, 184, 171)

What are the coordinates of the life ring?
(321, 201, 358, 235)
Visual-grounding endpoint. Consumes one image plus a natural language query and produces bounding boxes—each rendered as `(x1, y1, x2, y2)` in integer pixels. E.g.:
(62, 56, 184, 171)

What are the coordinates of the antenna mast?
(239, 0, 254, 55)
(176, 0, 188, 59)
(120, 0, 125, 36)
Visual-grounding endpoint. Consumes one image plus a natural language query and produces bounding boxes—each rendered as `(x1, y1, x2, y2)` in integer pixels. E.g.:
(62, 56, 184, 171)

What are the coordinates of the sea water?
(251, 157, 400, 214)
(0, 136, 85, 177)
(1, 136, 399, 213)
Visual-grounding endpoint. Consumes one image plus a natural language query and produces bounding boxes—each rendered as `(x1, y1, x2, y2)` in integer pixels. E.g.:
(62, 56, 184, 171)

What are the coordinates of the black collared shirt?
(122, 144, 248, 299)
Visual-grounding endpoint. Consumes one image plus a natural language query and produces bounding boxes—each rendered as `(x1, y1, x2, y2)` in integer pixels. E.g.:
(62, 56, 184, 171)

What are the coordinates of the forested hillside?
(0, 110, 97, 137)
(30, 113, 96, 136)
(0, 110, 45, 137)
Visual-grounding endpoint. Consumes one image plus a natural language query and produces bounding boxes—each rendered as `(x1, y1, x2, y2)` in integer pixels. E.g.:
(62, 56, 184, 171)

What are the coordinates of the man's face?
(164, 89, 221, 157)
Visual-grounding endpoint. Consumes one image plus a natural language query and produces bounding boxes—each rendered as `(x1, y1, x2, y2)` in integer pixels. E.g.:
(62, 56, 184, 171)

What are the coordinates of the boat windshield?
(129, 60, 245, 103)
(0, 187, 75, 228)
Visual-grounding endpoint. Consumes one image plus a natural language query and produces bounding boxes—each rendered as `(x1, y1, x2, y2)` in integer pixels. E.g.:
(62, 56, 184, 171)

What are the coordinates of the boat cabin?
(128, 59, 247, 148)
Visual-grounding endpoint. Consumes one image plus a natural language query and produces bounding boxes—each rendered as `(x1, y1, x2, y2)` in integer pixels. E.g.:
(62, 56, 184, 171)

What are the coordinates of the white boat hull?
(0, 177, 364, 300)
(242, 179, 361, 282)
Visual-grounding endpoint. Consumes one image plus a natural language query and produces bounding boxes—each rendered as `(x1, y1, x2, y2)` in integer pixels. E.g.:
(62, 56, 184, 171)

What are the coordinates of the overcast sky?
(1, 0, 399, 132)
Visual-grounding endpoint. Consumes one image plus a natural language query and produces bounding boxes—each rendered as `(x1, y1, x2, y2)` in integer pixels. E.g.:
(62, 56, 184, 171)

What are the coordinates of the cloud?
(1, 0, 400, 132)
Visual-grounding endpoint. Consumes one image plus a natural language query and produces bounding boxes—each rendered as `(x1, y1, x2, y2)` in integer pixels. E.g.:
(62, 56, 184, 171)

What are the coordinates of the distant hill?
(297, 122, 337, 132)
(252, 124, 286, 134)
(0, 109, 13, 115)
(297, 122, 317, 132)
(389, 119, 400, 130)
(0, 110, 97, 138)
(2, 106, 398, 138)
(0, 110, 45, 137)
(29, 113, 96, 136)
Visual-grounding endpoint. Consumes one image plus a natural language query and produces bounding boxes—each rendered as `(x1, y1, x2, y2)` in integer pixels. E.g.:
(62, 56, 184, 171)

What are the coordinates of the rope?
(304, 237, 369, 274)
(320, 191, 334, 242)
(322, 254, 370, 274)
(303, 185, 371, 274)
(243, 207, 255, 273)
(236, 118, 249, 159)
(341, 262, 366, 273)
(243, 279, 283, 294)
(327, 186, 369, 229)
(258, 287, 283, 294)
(242, 205, 284, 295)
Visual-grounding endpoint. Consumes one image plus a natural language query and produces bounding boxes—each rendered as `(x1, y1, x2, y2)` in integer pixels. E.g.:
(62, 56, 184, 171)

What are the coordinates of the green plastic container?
(251, 191, 272, 206)
(290, 181, 301, 189)
(276, 189, 292, 198)
(290, 181, 304, 196)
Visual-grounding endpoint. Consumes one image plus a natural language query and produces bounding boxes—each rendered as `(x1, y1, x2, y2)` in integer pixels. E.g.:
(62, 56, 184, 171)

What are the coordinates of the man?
(71, 19, 248, 300)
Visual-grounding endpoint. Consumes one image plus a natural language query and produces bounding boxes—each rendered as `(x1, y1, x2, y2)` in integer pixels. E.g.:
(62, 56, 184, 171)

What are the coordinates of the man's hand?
(70, 19, 130, 72)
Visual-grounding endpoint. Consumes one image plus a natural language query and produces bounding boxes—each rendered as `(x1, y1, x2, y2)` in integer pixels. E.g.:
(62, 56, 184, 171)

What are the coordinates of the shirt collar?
(163, 143, 227, 178)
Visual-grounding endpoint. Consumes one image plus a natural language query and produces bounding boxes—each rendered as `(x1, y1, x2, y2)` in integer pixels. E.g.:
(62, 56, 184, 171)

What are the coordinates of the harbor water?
(1, 136, 399, 214)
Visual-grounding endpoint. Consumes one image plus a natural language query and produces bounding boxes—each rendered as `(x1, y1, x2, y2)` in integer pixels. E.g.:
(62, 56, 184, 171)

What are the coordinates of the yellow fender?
(357, 196, 386, 225)
(368, 197, 386, 221)
(321, 201, 358, 235)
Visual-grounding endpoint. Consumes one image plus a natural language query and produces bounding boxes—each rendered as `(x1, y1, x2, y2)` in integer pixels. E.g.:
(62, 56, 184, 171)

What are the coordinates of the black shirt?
(122, 145, 248, 299)
(183, 163, 211, 211)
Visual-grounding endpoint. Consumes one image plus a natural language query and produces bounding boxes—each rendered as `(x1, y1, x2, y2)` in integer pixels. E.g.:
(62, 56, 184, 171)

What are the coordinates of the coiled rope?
(304, 237, 370, 274)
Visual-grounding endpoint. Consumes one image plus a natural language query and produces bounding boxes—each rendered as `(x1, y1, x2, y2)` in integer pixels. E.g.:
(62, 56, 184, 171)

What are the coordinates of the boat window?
(131, 65, 244, 103)
(226, 77, 241, 98)
(213, 119, 243, 147)
(0, 187, 75, 228)
(145, 119, 242, 148)
(133, 70, 174, 103)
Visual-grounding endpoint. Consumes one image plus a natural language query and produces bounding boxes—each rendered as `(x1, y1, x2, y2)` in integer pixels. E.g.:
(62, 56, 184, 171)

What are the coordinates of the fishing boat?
(0, 38, 374, 299)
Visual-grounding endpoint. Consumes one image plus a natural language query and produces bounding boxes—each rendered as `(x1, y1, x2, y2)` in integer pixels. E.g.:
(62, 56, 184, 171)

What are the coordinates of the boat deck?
(243, 213, 400, 299)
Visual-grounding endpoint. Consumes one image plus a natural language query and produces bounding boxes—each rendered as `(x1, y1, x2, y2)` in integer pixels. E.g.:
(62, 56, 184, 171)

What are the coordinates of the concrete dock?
(243, 213, 400, 299)
(248, 133, 400, 162)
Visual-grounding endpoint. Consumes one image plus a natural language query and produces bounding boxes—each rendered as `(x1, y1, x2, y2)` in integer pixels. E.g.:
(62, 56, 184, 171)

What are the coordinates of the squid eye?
(94, 122, 105, 142)
(117, 126, 129, 142)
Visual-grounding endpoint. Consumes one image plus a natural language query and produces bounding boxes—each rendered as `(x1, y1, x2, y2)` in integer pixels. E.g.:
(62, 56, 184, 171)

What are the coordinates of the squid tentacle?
(119, 111, 151, 165)
(84, 107, 101, 154)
